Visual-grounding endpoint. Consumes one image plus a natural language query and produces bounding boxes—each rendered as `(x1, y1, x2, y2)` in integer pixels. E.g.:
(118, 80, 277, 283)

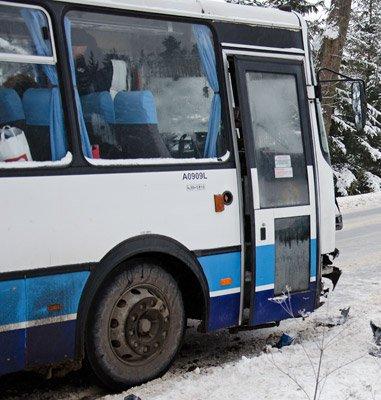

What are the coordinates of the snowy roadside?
(105, 195, 381, 400)
(337, 191, 381, 214)
(105, 268, 381, 400)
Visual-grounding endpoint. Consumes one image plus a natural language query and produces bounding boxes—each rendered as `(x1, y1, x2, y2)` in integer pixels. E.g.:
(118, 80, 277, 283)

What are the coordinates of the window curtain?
(192, 25, 221, 158)
(21, 9, 67, 161)
(64, 18, 92, 158)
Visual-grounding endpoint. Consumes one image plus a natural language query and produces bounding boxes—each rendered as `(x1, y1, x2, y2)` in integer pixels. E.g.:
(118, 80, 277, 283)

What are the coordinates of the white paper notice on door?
(274, 155, 293, 178)
(275, 155, 292, 168)
(275, 167, 293, 179)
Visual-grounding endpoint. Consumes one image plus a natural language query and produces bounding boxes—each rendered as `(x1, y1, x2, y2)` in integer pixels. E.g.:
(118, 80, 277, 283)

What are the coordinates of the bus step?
(229, 321, 279, 334)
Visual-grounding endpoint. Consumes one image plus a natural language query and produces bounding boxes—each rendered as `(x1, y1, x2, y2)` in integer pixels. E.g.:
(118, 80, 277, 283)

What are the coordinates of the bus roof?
(57, 0, 302, 30)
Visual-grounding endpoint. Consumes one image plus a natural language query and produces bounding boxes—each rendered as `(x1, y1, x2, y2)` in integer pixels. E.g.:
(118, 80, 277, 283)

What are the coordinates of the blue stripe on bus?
(27, 319, 77, 367)
(26, 271, 90, 321)
(255, 244, 275, 287)
(253, 282, 317, 326)
(208, 292, 240, 331)
(0, 271, 90, 376)
(310, 239, 317, 278)
(0, 329, 25, 375)
(0, 279, 27, 326)
(0, 271, 90, 327)
(198, 251, 241, 292)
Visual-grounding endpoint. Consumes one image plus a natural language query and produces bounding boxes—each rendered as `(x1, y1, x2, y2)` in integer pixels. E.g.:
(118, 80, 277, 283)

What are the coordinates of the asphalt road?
(337, 207, 381, 264)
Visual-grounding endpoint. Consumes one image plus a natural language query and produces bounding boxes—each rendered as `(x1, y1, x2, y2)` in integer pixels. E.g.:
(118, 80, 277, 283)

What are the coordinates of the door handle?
(260, 226, 266, 241)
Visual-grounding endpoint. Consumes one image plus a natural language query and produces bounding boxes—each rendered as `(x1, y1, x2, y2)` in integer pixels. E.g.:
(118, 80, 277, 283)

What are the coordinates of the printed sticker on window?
(274, 155, 292, 168)
(274, 155, 293, 179)
(275, 167, 294, 179)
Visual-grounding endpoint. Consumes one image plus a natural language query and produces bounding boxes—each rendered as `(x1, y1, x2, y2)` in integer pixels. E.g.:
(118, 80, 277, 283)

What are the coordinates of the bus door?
(231, 56, 318, 325)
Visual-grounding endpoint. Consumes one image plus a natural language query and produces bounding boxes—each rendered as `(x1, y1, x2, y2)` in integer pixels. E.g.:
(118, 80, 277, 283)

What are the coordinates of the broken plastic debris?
(275, 333, 294, 349)
(369, 321, 381, 357)
(370, 321, 381, 346)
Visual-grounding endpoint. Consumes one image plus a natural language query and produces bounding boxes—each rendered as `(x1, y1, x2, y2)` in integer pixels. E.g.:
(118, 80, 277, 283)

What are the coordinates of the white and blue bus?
(0, 0, 366, 390)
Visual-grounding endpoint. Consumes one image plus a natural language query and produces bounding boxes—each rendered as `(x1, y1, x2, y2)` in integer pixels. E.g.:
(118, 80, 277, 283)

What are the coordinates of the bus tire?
(85, 260, 185, 390)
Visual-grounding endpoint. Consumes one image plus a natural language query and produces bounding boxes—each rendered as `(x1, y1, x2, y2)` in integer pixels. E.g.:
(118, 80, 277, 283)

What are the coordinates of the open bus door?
(230, 56, 319, 326)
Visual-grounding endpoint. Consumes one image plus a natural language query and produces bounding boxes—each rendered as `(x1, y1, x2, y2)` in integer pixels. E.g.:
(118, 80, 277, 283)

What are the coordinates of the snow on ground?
(105, 194, 381, 400)
(105, 265, 381, 400)
(338, 191, 381, 213)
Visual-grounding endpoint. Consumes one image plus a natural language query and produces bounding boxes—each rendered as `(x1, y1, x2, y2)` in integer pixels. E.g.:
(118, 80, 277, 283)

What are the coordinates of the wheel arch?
(75, 234, 210, 360)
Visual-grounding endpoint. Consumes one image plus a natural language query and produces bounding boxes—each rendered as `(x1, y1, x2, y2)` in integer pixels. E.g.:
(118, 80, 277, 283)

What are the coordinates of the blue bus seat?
(81, 91, 115, 124)
(80, 91, 120, 158)
(23, 88, 53, 161)
(0, 88, 26, 130)
(114, 90, 170, 159)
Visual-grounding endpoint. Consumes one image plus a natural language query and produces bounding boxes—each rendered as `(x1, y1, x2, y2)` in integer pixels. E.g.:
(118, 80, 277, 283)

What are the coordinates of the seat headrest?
(115, 91, 158, 125)
(81, 91, 115, 124)
(0, 88, 25, 124)
(23, 88, 51, 126)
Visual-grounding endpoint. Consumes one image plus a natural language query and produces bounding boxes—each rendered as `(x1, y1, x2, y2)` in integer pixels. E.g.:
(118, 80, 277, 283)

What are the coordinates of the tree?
(318, 0, 353, 134)
(327, 0, 381, 194)
(226, 0, 323, 14)
(225, 0, 381, 194)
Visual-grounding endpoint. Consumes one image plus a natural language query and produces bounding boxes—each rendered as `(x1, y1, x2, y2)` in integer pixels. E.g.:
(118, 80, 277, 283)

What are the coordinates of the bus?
(0, 0, 366, 390)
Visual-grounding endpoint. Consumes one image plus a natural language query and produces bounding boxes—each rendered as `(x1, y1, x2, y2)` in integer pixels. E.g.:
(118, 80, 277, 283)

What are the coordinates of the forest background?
(227, 0, 380, 196)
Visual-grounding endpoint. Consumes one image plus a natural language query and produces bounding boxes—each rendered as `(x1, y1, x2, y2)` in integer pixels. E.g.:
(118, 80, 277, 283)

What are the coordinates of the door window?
(245, 71, 309, 208)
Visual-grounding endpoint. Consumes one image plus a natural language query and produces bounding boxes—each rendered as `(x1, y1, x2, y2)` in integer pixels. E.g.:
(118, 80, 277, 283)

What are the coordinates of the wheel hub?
(108, 286, 170, 364)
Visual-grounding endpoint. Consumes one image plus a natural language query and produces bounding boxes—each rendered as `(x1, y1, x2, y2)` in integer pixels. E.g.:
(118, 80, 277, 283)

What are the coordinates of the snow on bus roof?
(57, 0, 302, 30)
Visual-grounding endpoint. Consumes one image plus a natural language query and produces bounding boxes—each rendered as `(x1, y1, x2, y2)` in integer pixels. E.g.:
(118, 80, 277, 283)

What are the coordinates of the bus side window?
(65, 11, 229, 163)
(0, 4, 68, 165)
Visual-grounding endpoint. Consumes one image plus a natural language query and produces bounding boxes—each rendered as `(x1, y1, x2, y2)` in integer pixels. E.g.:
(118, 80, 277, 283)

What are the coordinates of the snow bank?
(338, 191, 381, 213)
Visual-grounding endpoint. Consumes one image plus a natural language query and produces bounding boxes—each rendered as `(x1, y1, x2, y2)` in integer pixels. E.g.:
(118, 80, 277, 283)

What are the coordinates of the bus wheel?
(86, 260, 185, 390)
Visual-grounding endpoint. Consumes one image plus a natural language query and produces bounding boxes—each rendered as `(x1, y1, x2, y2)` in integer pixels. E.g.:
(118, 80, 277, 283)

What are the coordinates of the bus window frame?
(62, 4, 235, 169)
(0, 0, 74, 170)
(0, 1, 57, 62)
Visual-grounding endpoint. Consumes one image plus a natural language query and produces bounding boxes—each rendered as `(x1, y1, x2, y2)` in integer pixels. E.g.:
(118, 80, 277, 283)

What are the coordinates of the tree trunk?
(318, 0, 353, 135)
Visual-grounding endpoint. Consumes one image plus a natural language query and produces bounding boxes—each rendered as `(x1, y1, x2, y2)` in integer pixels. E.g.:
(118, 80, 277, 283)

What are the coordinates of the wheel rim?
(108, 285, 170, 365)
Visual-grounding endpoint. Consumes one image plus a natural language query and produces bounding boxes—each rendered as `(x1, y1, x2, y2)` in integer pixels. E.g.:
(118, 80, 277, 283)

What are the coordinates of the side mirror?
(317, 68, 368, 133)
(351, 81, 367, 132)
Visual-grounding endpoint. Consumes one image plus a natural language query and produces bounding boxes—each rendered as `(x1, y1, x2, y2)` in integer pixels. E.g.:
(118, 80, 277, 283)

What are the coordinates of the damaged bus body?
(0, 0, 366, 389)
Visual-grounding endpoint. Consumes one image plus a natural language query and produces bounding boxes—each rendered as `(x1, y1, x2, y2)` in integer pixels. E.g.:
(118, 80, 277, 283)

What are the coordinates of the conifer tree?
(328, 0, 381, 194)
